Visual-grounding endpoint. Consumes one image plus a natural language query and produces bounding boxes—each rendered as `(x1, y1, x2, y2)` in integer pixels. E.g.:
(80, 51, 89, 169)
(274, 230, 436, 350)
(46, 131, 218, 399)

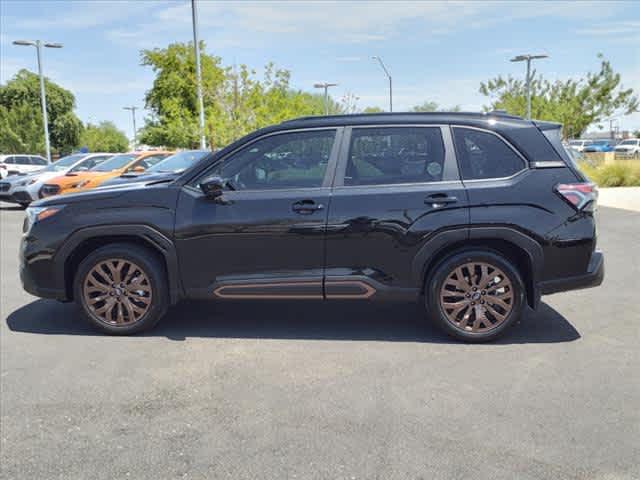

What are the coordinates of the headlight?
(25, 205, 64, 231)
(20, 179, 37, 187)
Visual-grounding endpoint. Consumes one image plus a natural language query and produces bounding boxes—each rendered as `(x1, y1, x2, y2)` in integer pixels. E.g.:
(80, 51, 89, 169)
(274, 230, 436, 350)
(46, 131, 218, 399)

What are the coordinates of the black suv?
(20, 113, 604, 342)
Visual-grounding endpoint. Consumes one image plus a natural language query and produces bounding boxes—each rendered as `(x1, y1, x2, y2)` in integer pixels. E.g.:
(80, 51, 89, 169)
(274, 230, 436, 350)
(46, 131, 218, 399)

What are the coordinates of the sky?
(1, 0, 639, 142)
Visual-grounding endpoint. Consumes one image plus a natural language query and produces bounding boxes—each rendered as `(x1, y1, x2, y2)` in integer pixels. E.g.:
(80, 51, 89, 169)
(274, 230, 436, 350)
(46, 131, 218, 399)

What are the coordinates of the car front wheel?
(425, 250, 525, 342)
(74, 243, 168, 335)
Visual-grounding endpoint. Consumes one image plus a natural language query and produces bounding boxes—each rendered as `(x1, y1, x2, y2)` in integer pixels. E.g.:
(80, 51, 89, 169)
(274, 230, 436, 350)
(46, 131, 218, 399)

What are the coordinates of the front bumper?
(19, 234, 69, 302)
(538, 250, 604, 295)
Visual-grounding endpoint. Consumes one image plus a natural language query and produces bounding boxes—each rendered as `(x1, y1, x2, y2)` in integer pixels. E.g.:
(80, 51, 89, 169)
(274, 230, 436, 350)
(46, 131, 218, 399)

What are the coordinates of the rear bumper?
(538, 250, 604, 295)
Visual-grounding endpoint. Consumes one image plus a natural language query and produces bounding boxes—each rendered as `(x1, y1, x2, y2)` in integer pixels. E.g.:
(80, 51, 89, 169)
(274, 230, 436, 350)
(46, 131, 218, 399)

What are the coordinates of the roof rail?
(487, 110, 522, 119)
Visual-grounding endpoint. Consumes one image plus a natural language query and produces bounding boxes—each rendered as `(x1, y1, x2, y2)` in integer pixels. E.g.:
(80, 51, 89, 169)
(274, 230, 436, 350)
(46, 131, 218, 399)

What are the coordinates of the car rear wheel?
(74, 243, 168, 335)
(425, 250, 525, 342)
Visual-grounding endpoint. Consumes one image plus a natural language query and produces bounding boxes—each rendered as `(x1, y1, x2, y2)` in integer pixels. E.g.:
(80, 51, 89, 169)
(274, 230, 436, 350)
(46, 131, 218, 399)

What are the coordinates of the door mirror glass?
(200, 175, 225, 199)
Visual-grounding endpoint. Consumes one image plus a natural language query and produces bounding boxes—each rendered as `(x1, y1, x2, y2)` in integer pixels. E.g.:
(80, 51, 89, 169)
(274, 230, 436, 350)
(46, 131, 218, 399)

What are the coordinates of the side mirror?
(133, 165, 145, 173)
(199, 175, 225, 199)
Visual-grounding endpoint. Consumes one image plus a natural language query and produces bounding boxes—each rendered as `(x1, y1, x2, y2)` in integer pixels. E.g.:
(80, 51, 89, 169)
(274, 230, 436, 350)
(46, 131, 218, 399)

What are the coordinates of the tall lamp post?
(313, 82, 338, 115)
(510, 53, 549, 120)
(191, 0, 206, 149)
(372, 56, 392, 112)
(13, 40, 63, 163)
(123, 106, 138, 150)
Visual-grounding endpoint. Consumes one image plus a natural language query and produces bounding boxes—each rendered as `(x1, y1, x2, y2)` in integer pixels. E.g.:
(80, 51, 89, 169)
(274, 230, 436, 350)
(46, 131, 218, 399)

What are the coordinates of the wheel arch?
(413, 227, 542, 309)
(55, 225, 182, 304)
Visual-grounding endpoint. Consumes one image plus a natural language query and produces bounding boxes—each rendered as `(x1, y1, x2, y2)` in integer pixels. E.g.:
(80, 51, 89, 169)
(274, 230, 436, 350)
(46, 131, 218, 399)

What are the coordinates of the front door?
(175, 128, 343, 299)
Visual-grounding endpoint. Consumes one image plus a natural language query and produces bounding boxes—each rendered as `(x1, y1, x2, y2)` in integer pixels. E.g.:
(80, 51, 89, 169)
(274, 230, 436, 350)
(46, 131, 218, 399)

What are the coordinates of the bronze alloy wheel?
(439, 261, 514, 333)
(83, 259, 153, 326)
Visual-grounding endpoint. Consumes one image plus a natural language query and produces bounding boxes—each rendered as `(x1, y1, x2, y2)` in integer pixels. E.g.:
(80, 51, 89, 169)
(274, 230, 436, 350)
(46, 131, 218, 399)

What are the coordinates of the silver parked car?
(0, 154, 49, 178)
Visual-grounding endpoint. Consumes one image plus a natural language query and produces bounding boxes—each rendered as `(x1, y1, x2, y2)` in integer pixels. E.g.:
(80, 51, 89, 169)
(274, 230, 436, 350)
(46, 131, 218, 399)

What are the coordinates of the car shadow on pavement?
(6, 299, 580, 344)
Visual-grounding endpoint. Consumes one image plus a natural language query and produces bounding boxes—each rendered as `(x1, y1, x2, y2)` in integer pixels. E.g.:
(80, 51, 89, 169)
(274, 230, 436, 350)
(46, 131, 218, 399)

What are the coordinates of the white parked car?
(0, 152, 114, 207)
(614, 138, 640, 159)
(0, 154, 49, 178)
(567, 139, 593, 153)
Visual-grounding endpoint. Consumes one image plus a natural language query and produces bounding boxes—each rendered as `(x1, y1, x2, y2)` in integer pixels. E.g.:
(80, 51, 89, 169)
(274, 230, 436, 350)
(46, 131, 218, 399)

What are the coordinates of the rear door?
(324, 124, 469, 299)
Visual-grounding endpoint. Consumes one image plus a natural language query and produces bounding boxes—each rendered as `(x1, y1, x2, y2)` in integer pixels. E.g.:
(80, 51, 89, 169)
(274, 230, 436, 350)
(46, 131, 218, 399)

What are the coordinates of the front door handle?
(292, 200, 324, 215)
(425, 193, 458, 208)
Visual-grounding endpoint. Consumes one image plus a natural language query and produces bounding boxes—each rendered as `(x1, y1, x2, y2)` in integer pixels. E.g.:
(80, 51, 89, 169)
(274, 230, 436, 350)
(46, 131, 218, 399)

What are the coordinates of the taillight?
(555, 183, 598, 211)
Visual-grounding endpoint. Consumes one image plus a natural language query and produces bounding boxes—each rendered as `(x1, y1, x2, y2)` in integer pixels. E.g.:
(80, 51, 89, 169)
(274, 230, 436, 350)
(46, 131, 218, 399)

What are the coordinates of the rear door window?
(452, 127, 525, 180)
(345, 127, 446, 186)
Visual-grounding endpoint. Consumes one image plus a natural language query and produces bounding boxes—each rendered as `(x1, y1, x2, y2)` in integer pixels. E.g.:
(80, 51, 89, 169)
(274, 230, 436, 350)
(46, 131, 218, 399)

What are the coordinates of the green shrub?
(577, 161, 640, 187)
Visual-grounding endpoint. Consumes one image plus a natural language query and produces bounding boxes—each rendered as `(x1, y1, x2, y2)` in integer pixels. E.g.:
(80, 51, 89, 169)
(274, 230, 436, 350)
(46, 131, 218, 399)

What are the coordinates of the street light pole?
(313, 82, 338, 115)
(13, 39, 63, 163)
(372, 56, 392, 112)
(510, 53, 549, 120)
(191, 0, 206, 149)
(123, 106, 138, 150)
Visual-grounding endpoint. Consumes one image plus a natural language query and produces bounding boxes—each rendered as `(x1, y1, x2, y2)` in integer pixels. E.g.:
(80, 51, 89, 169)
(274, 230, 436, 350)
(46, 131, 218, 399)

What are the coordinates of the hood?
(32, 177, 173, 207)
(101, 171, 179, 187)
(2, 171, 46, 184)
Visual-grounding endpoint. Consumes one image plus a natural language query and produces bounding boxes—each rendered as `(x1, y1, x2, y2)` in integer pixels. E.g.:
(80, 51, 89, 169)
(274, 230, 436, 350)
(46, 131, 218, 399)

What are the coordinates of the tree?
(411, 101, 461, 112)
(633, 130, 640, 138)
(479, 55, 639, 139)
(139, 42, 333, 149)
(80, 121, 129, 152)
(362, 106, 384, 113)
(0, 69, 83, 154)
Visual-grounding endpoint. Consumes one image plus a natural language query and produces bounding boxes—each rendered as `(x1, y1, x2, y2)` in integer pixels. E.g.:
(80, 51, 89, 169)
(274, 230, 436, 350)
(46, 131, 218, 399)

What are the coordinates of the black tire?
(425, 249, 525, 343)
(73, 243, 168, 335)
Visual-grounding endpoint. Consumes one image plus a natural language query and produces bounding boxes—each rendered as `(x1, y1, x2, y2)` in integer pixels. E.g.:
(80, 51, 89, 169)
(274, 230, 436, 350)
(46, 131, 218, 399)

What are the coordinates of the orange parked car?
(40, 151, 172, 197)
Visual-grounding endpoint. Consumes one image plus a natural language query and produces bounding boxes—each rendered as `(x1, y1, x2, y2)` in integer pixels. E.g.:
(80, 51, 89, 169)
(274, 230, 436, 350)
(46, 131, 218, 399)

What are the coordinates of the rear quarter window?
(452, 127, 525, 180)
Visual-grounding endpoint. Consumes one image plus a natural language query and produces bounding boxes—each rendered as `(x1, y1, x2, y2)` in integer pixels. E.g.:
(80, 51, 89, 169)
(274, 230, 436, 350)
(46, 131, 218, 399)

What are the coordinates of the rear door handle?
(292, 200, 324, 215)
(425, 193, 458, 208)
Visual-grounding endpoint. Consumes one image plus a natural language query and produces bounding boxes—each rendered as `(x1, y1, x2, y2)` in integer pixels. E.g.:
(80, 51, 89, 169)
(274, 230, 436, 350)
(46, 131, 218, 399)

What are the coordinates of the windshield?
(91, 154, 136, 171)
(44, 154, 87, 172)
(147, 150, 209, 173)
(619, 140, 638, 146)
(592, 140, 609, 145)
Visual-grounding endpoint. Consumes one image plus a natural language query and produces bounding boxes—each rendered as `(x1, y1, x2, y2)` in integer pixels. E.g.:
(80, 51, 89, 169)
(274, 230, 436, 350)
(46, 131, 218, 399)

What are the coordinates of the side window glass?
(345, 127, 445, 186)
(199, 130, 336, 190)
(35, 157, 48, 165)
(4, 157, 15, 164)
(452, 128, 525, 180)
(17, 156, 30, 165)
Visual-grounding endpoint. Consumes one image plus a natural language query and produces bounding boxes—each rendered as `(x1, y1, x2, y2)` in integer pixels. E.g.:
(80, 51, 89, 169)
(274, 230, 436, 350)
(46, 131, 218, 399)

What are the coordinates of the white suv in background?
(0, 152, 113, 207)
(0, 154, 49, 178)
(614, 138, 640, 159)
(567, 139, 593, 152)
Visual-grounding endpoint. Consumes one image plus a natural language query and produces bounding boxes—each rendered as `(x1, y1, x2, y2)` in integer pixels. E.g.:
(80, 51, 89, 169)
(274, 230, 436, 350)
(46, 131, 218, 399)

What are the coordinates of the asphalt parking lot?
(1, 202, 638, 480)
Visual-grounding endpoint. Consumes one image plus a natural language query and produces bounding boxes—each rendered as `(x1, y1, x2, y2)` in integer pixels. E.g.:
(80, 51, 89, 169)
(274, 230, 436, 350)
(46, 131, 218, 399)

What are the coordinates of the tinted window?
(31, 156, 48, 165)
(345, 127, 445, 186)
(91, 154, 137, 171)
(16, 156, 30, 165)
(202, 130, 336, 190)
(452, 128, 525, 180)
(148, 150, 208, 173)
(4, 157, 15, 164)
(128, 154, 170, 172)
(82, 155, 112, 170)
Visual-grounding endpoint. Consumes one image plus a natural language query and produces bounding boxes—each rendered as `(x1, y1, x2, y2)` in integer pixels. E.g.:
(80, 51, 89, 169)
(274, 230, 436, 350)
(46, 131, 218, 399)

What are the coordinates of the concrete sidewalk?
(598, 187, 640, 212)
